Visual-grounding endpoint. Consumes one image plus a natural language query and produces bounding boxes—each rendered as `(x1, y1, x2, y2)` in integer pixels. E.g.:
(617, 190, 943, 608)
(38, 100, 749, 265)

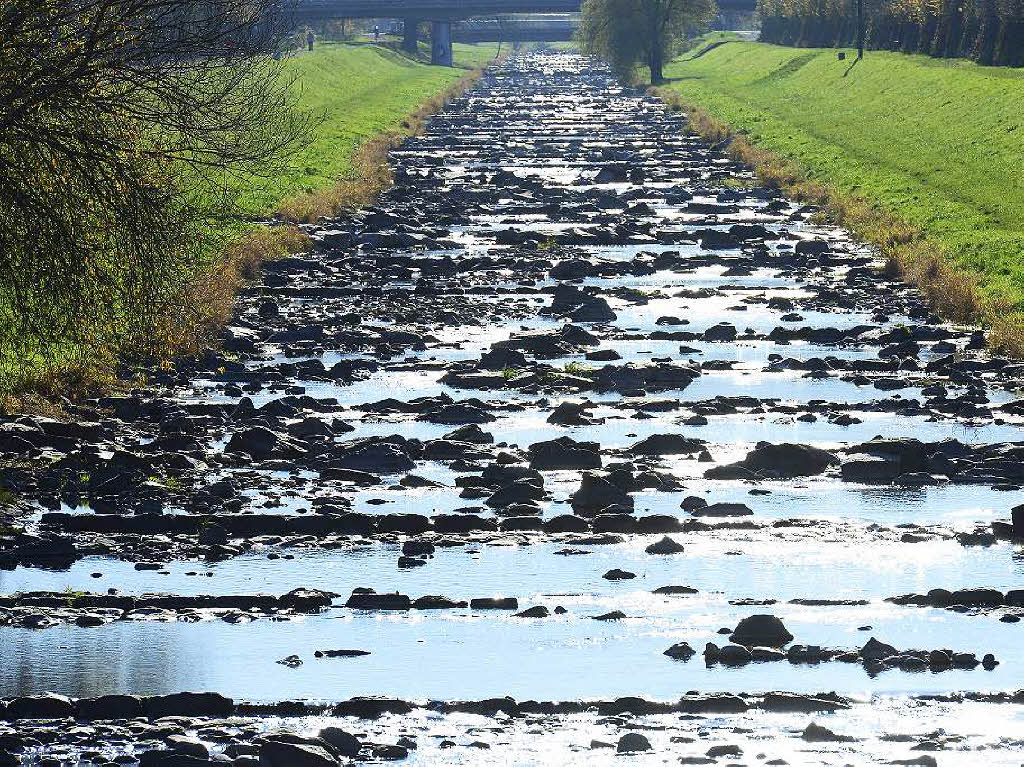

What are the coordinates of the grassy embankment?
(657, 42, 1024, 352)
(2, 41, 498, 409)
(245, 41, 499, 220)
(193, 40, 500, 350)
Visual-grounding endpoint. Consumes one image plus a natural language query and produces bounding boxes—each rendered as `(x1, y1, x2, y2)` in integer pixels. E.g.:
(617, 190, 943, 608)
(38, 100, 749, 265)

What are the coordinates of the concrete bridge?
(453, 17, 577, 43)
(293, 0, 756, 65)
(295, 1, 582, 20)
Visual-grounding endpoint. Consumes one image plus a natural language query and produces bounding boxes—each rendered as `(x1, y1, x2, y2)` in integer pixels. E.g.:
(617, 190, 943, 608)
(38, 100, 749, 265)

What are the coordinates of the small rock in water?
(645, 535, 684, 554)
(602, 568, 636, 580)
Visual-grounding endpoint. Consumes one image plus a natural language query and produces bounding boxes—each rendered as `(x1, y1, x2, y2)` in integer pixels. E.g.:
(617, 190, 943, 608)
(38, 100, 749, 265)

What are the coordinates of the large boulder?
(840, 455, 902, 483)
(142, 692, 233, 718)
(571, 297, 617, 323)
(616, 733, 652, 753)
(571, 473, 633, 515)
(1012, 504, 1024, 537)
(690, 502, 752, 517)
(702, 322, 738, 342)
(332, 441, 415, 474)
(225, 427, 278, 459)
(331, 697, 413, 718)
(280, 588, 336, 612)
(847, 438, 932, 474)
(486, 479, 545, 508)
(345, 591, 411, 611)
(139, 752, 217, 767)
(664, 641, 696, 660)
(6, 694, 74, 720)
(645, 536, 684, 554)
(860, 637, 897, 661)
(547, 401, 601, 426)
(627, 433, 704, 456)
(950, 588, 1004, 607)
(729, 614, 793, 647)
(443, 424, 494, 444)
(76, 694, 144, 720)
(528, 436, 601, 470)
(317, 728, 360, 757)
(418, 403, 495, 425)
(258, 741, 340, 767)
(705, 443, 839, 480)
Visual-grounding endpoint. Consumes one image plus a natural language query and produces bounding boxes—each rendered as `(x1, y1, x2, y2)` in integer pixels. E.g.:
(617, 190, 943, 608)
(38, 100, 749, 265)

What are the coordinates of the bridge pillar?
(430, 20, 453, 66)
(402, 18, 419, 53)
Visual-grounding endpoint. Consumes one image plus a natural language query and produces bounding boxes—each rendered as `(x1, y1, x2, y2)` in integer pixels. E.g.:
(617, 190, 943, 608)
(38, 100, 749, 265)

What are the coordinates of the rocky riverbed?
(1, 51, 1023, 764)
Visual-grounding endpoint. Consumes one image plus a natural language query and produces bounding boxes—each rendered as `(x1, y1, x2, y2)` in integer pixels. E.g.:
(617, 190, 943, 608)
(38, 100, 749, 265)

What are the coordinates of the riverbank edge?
(650, 85, 1024, 358)
(2, 52, 506, 416)
(166, 58, 502, 356)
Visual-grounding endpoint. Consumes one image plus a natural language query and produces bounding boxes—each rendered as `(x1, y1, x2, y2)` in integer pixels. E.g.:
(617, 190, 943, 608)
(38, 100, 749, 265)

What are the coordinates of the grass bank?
(239, 41, 499, 219)
(185, 41, 501, 354)
(657, 42, 1024, 352)
(1, 42, 499, 410)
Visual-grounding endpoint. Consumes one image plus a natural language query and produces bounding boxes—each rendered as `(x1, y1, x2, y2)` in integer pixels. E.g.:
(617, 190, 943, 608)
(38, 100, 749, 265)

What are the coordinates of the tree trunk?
(649, 4, 664, 84)
(649, 44, 664, 83)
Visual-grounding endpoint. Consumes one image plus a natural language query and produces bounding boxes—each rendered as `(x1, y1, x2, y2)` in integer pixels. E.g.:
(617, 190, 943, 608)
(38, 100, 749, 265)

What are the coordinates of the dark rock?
(332, 697, 413, 718)
(861, 637, 898, 661)
(705, 442, 839, 480)
(225, 427, 279, 459)
(729, 614, 793, 647)
(616, 733, 652, 753)
(258, 741, 340, 767)
(143, 692, 233, 718)
(317, 727, 360, 757)
(75, 694, 144, 720)
(627, 434, 704, 455)
(762, 692, 850, 712)
(703, 323, 737, 342)
(139, 752, 217, 767)
(6, 694, 74, 720)
(802, 722, 854, 742)
(443, 424, 493, 444)
(470, 597, 519, 610)
(543, 514, 591, 533)
(345, 592, 411, 610)
(691, 502, 752, 517)
(950, 588, 1004, 607)
(664, 641, 696, 660)
(528, 437, 601, 470)
(602, 568, 636, 580)
(645, 535, 684, 554)
(571, 472, 632, 514)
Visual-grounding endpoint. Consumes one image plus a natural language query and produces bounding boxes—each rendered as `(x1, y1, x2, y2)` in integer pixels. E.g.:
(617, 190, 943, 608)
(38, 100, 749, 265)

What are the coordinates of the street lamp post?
(857, 0, 864, 58)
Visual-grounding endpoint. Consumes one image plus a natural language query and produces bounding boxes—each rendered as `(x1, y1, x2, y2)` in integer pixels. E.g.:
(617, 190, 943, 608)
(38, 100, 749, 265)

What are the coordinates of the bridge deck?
(294, 0, 754, 20)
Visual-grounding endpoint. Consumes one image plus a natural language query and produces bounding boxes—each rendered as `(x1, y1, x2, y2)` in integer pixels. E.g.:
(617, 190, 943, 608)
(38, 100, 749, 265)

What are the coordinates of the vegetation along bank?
(658, 40, 1024, 351)
(0, 0, 497, 408)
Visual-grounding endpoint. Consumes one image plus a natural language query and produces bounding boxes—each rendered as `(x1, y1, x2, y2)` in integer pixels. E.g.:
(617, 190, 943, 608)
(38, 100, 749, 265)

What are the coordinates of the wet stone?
(0, 49, 1022, 765)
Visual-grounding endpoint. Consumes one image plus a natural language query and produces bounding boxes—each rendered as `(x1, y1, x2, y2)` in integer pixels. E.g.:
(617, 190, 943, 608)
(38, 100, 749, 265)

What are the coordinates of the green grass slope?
(237, 42, 498, 215)
(662, 42, 1024, 304)
(0, 42, 499, 401)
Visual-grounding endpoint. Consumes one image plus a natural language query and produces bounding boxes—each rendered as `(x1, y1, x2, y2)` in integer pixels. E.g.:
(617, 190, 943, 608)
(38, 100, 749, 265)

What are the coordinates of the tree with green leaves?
(577, 0, 718, 83)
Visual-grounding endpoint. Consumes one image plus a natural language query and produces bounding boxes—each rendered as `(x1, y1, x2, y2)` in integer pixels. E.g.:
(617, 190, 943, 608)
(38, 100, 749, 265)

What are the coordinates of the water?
(2, 49, 1023, 764)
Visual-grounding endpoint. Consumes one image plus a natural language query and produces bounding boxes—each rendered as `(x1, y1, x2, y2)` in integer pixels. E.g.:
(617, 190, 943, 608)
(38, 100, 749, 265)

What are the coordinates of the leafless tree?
(0, 0, 313, 376)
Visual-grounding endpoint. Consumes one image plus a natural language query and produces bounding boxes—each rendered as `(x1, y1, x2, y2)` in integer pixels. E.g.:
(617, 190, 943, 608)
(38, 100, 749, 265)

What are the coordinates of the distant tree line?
(758, 0, 1024, 65)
